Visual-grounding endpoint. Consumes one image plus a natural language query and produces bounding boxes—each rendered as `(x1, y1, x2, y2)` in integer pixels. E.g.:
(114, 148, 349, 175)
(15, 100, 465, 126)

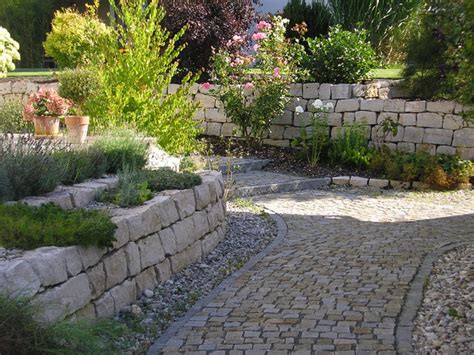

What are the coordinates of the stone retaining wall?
(1, 78, 472, 159)
(0, 170, 226, 322)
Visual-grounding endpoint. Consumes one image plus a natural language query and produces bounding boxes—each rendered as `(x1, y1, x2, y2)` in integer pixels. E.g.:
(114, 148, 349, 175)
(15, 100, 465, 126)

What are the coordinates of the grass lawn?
(7, 68, 56, 78)
(370, 67, 404, 79)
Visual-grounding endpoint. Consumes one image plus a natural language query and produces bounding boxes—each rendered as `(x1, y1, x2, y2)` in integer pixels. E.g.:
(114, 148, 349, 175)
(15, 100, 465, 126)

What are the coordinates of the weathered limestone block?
(331, 127, 345, 139)
(201, 231, 221, 257)
(284, 127, 301, 139)
(155, 259, 172, 283)
(0, 259, 41, 297)
(205, 108, 226, 123)
(207, 201, 225, 231)
(123, 204, 160, 242)
(123, 242, 141, 276)
(366, 82, 380, 98)
(87, 262, 106, 298)
(352, 84, 367, 98)
(94, 291, 114, 318)
(162, 189, 195, 220)
(335, 99, 359, 112)
(319, 83, 332, 99)
(458, 147, 474, 160)
(269, 125, 285, 139)
(66, 187, 96, 208)
(35, 273, 92, 322)
(194, 183, 211, 210)
(327, 113, 343, 127)
(195, 93, 215, 108)
(397, 142, 415, 153)
(443, 114, 464, 130)
(43, 191, 74, 209)
(24, 247, 68, 287)
(286, 97, 308, 112)
(427, 100, 455, 113)
(416, 143, 436, 155)
(74, 303, 96, 320)
(273, 110, 293, 125)
(110, 279, 137, 313)
(206, 122, 222, 136)
(11, 80, 28, 94)
(153, 195, 179, 228)
(384, 126, 405, 142)
(192, 210, 210, 241)
(135, 267, 158, 295)
(172, 217, 195, 252)
(405, 100, 426, 113)
(294, 112, 313, 127)
(437, 145, 456, 155)
(302, 83, 319, 99)
(137, 233, 165, 269)
(342, 113, 354, 125)
(111, 215, 130, 250)
(360, 99, 384, 112)
(331, 84, 351, 99)
(404, 127, 425, 144)
(423, 128, 453, 145)
(383, 99, 405, 112)
(262, 139, 290, 147)
(453, 128, 474, 147)
(92, 177, 120, 190)
(221, 123, 237, 137)
(355, 111, 377, 125)
(103, 249, 128, 289)
(332, 176, 350, 185)
(170, 241, 202, 273)
(0, 81, 11, 95)
(377, 112, 398, 124)
(289, 83, 303, 96)
(158, 227, 177, 256)
(77, 246, 107, 270)
(63, 247, 83, 277)
(368, 178, 389, 188)
(417, 112, 442, 128)
(397, 113, 416, 126)
(350, 177, 368, 187)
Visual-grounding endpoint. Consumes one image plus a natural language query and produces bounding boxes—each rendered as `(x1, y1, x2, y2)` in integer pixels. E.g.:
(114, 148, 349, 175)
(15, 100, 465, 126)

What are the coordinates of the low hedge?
(0, 203, 116, 250)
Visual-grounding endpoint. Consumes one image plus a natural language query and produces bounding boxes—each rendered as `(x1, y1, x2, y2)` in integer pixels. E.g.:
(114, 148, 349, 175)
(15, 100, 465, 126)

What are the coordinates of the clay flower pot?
(65, 115, 90, 144)
(33, 116, 61, 138)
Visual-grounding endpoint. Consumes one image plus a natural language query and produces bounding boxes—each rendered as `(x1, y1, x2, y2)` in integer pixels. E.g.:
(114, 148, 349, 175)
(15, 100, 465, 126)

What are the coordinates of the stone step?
(218, 158, 271, 175)
(231, 171, 330, 197)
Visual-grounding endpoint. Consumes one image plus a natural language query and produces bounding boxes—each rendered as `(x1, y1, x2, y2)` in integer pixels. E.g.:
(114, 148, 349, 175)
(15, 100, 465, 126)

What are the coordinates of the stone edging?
(395, 241, 472, 354)
(147, 207, 289, 355)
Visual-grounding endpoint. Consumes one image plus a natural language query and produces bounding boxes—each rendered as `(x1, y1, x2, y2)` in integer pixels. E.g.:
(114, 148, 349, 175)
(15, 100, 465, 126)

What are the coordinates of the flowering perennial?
(0, 27, 20, 78)
(23, 90, 72, 122)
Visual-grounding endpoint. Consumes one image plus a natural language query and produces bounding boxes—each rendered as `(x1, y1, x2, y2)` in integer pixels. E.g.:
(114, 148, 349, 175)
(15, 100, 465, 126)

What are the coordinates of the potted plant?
(57, 68, 100, 144)
(23, 89, 71, 138)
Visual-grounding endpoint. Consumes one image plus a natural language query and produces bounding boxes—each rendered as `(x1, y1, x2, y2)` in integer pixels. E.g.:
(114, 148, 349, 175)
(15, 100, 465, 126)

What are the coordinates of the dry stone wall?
(0, 77, 58, 105)
(0, 171, 226, 322)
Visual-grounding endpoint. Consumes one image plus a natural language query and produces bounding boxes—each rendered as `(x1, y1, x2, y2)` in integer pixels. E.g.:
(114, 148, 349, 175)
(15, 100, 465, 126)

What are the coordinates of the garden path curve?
(149, 187, 474, 354)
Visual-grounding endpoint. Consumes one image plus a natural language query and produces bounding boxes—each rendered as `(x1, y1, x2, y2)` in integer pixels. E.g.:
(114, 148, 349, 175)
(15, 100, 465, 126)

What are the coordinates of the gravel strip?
(114, 200, 278, 353)
(413, 244, 474, 354)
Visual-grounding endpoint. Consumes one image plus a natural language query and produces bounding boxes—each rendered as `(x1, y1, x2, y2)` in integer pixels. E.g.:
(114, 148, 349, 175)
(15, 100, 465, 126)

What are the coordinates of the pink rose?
(273, 67, 281, 78)
(251, 32, 266, 41)
(243, 82, 254, 90)
(201, 82, 211, 90)
(232, 35, 244, 43)
(253, 43, 260, 52)
(256, 21, 272, 30)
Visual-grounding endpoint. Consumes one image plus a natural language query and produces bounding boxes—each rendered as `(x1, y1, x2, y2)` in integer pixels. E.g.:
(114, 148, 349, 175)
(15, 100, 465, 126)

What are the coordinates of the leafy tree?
(283, 0, 332, 39)
(161, 0, 259, 79)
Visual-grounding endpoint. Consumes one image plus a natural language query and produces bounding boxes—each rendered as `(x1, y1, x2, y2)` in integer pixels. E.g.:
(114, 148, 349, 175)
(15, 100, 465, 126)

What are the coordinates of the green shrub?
(0, 293, 125, 354)
(92, 129, 149, 174)
(0, 203, 116, 249)
(54, 146, 108, 186)
(0, 101, 33, 133)
(329, 123, 373, 168)
(43, 5, 111, 69)
(142, 168, 202, 192)
(304, 25, 378, 83)
(86, 0, 200, 155)
(57, 68, 102, 115)
(0, 135, 66, 201)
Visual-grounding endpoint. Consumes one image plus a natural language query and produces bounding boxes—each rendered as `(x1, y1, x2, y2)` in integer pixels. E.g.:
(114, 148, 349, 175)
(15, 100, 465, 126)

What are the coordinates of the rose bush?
(0, 26, 20, 78)
(211, 16, 305, 145)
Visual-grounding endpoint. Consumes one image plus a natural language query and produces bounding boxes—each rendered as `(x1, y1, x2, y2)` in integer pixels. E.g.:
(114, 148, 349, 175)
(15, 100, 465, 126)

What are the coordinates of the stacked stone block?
(0, 171, 226, 322)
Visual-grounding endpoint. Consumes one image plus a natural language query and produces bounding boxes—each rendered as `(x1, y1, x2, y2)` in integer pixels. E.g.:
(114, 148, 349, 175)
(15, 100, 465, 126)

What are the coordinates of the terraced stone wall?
(0, 171, 226, 322)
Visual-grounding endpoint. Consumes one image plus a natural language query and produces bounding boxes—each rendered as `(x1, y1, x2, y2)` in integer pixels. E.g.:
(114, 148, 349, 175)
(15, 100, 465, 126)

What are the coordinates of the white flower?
(325, 102, 334, 110)
(295, 105, 304, 114)
(312, 99, 323, 109)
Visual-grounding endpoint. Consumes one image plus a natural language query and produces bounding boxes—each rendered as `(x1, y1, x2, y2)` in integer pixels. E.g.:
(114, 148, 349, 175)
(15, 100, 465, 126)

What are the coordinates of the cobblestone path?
(153, 188, 474, 354)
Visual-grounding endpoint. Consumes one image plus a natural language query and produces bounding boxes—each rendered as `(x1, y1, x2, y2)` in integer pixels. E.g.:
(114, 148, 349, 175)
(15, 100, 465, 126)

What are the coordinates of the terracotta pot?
(33, 116, 60, 138)
(65, 116, 90, 144)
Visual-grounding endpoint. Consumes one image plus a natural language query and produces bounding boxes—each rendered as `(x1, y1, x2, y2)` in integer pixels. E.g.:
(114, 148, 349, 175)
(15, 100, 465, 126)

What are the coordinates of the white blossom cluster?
(0, 26, 20, 78)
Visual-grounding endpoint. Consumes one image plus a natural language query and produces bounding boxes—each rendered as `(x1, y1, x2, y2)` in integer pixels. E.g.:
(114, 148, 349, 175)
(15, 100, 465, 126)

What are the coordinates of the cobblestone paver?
(154, 188, 474, 354)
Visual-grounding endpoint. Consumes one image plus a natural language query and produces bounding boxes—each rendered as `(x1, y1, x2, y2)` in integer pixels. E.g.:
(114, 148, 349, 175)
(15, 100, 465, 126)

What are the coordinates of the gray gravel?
(413, 244, 474, 354)
(114, 200, 278, 353)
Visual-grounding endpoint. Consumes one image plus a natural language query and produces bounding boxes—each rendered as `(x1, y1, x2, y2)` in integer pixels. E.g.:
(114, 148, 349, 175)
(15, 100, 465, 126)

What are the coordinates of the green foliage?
(329, 123, 373, 168)
(87, 0, 200, 155)
(0, 203, 116, 249)
(212, 16, 304, 144)
(283, 0, 332, 39)
(0, 100, 34, 133)
(102, 168, 202, 207)
(0, 293, 125, 354)
(0, 135, 66, 201)
(292, 105, 330, 167)
(304, 25, 378, 83)
(57, 67, 101, 114)
(54, 146, 108, 186)
(403, 0, 474, 107)
(43, 3, 111, 69)
(91, 129, 149, 174)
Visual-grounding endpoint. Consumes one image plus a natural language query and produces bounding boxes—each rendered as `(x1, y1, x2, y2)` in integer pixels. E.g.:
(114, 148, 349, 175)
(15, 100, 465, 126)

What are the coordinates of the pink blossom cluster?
(23, 89, 72, 121)
(251, 32, 266, 41)
(256, 21, 272, 31)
